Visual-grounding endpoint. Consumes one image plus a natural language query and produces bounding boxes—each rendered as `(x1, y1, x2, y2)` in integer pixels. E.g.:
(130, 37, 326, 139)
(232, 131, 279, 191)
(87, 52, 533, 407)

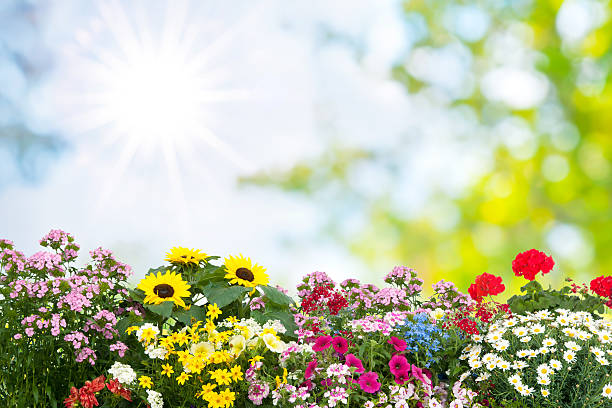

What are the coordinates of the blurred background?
(1, 0, 611, 296)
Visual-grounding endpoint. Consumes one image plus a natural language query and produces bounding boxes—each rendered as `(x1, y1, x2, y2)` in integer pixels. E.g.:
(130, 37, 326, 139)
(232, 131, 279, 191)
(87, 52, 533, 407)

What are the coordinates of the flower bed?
(1, 231, 611, 408)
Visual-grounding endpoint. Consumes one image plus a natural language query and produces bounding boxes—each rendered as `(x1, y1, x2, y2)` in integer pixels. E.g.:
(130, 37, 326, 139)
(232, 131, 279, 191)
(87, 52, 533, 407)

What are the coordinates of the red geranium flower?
(591, 276, 612, 298)
(468, 273, 505, 303)
(512, 249, 554, 281)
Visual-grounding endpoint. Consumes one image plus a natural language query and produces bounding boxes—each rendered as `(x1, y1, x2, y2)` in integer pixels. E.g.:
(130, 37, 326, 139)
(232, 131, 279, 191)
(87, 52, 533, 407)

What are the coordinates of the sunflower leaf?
(202, 284, 251, 308)
(260, 285, 295, 307)
(145, 302, 174, 318)
(261, 310, 298, 337)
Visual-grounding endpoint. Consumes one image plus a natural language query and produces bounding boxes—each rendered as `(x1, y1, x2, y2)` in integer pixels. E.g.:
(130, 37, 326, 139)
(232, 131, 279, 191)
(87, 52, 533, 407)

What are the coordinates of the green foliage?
(508, 280, 606, 315)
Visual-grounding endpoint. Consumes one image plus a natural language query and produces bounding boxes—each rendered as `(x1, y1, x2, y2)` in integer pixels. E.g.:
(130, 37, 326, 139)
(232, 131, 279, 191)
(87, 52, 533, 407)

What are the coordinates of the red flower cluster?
(590, 276, 612, 299)
(468, 273, 505, 303)
(455, 318, 479, 335)
(512, 249, 554, 281)
(64, 376, 131, 408)
(301, 284, 348, 315)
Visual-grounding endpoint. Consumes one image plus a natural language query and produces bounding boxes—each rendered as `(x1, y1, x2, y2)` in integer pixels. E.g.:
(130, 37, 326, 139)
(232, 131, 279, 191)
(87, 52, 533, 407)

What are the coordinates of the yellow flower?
(223, 254, 269, 290)
(191, 341, 215, 358)
(207, 304, 222, 320)
(226, 316, 238, 324)
(137, 270, 191, 308)
(209, 351, 232, 364)
(262, 332, 286, 353)
(205, 319, 216, 333)
(206, 392, 225, 408)
(174, 332, 189, 346)
(209, 368, 232, 385)
(139, 376, 153, 389)
(161, 363, 174, 377)
(229, 335, 246, 357)
(249, 355, 264, 365)
(196, 383, 217, 400)
(165, 247, 208, 265)
(176, 372, 191, 385)
(229, 365, 243, 382)
(139, 327, 158, 344)
(219, 389, 236, 407)
(125, 326, 139, 335)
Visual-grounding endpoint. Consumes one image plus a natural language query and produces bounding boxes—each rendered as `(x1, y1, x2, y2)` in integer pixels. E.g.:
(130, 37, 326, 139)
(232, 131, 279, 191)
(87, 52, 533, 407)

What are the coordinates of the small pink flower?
(25, 328, 34, 337)
(312, 335, 333, 352)
(387, 336, 407, 352)
(13, 333, 22, 340)
(358, 371, 381, 394)
(345, 353, 365, 373)
(331, 336, 348, 354)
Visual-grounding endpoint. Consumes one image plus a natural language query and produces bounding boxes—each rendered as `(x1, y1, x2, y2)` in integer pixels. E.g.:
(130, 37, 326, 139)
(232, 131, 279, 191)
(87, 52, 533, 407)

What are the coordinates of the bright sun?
(59, 0, 252, 180)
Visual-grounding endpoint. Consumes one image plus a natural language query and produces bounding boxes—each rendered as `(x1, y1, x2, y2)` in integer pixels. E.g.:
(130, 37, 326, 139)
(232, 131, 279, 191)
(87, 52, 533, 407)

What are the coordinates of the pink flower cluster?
(1, 230, 133, 367)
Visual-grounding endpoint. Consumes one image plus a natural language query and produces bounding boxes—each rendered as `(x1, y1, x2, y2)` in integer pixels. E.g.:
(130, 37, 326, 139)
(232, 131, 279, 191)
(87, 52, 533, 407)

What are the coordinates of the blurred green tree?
(242, 0, 612, 295)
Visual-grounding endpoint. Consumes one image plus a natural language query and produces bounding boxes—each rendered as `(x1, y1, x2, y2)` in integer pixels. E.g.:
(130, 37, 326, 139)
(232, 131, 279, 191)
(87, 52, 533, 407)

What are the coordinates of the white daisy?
(541, 388, 550, 397)
(542, 337, 556, 347)
(603, 383, 612, 399)
(549, 359, 562, 370)
(537, 375, 551, 385)
(536, 364, 552, 376)
(508, 374, 522, 386)
(563, 350, 576, 363)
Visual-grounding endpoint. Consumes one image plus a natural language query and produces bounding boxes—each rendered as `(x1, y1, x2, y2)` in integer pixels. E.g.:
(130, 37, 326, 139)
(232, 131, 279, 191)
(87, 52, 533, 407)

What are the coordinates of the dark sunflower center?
(153, 283, 175, 298)
(236, 267, 255, 282)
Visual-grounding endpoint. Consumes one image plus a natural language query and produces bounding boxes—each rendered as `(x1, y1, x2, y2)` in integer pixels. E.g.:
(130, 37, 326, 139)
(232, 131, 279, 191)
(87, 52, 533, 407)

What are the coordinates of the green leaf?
(260, 285, 295, 307)
(262, 310, 298, 337)
(202, 284, 251, 308)
(145, 301, 174, 318)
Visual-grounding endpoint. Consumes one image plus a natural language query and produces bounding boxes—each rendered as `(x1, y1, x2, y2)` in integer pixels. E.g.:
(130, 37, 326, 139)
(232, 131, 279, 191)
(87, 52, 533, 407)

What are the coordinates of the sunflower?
(224, 254, 269, 289)
(165, 247, 208, 265)
(137, 270, 191, 308)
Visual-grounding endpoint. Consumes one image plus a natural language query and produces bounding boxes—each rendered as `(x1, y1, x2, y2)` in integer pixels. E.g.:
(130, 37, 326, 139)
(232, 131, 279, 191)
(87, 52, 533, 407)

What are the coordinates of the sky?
(1, 0, 422, 291)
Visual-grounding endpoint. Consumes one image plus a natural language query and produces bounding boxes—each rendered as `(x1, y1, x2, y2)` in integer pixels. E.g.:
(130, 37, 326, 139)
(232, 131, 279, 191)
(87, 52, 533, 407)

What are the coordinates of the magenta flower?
(411, 365, 431, 385)
(394, 370, 410, 385)
(387, 336, 407, 352)
(345, 353, 365, 373)
(305, 359, 318, 379)
(388, 354, 410, 375)
(358, 371, 381, 394)
(312, 335, 333, 352)
(332, 336, 349, 354)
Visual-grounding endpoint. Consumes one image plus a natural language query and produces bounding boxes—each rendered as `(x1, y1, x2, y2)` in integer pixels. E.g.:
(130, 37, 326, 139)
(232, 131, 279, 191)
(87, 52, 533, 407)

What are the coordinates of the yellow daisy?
(219, 389, 236, 407)
(137, 270, 191, 308)
(165, 247, 208, 265)
(161, 363, 174, 377)
(139, 376, 153, 389)
(176, 372, 191, 385)
(224, 254, 269, 289)
(229, 365, 243, 382)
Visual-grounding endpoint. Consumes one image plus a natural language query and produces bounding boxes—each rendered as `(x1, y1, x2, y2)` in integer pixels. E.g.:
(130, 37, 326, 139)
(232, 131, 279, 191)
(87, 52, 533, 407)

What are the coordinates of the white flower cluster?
(146, 389, 164, 408)
(460, 309, 612, 400)
(144, 344, 167, 360)
(263, 319, 287, 334)
(108, 361, 137, 385)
